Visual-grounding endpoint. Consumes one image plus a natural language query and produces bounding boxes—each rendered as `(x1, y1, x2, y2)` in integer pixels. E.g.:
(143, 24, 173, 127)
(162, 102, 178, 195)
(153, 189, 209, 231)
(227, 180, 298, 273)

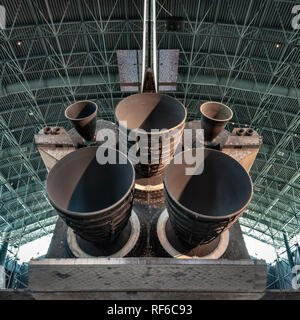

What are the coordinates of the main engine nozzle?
(115, 93, 187, 177)
(46, 146, 135, 244)
(164, 148, 252, 247)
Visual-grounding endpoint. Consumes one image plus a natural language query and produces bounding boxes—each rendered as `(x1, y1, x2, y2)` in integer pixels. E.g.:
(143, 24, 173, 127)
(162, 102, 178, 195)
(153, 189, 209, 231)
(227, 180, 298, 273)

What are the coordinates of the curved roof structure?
(0, 0, 299, 256)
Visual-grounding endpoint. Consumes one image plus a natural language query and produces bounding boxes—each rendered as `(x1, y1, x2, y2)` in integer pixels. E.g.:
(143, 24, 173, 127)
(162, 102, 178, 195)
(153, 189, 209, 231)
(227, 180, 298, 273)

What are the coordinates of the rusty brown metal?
(46, 146, 135, 244)
(43, 126, 52, 135)
(237, 128, 245, 136)
(200, 101, 233, 143)
(52, 127, 61, 135)
(65, 100, 98, 141)
(142, 68, 156, 92)
(164, 148, 253, 247)
(245, 128, 254, 136)
(115, 93, 187, 177)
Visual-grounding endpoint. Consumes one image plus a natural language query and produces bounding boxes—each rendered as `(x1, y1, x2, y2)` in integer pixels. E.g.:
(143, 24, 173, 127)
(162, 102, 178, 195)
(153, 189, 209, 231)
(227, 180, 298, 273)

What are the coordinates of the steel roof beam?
(0, 173, 49, 236)
(3, 17, 295, 37)
(9, 218, 57, 246)
(242, 213, 297, 234)
(0, 208, 56, 233)
(251, 170, 300, 190)
(0, 74, 118, 97)
(2, 72, 300, 100)
(253, 184, 300, 206)
(240, 222, 286, 245)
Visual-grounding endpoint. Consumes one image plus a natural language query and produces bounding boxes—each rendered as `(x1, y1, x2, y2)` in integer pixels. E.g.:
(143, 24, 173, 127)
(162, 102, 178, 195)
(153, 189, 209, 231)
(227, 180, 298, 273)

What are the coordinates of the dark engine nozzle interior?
(115, 93, 187, 177)
(65, 100, 98, 141)
(200, 101, 233, 143)
(46, 146, 135, 244)
(164, 148, 253, 247)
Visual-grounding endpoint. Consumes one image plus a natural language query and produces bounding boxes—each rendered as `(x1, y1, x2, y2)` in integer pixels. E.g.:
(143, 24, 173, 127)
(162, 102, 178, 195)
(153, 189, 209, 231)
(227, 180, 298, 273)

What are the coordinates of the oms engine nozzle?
(65, 100, 98, 142)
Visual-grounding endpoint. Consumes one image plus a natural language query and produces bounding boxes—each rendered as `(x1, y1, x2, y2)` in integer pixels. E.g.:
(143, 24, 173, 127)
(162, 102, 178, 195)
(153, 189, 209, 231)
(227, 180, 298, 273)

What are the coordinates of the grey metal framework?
(0, 0, 299, 263)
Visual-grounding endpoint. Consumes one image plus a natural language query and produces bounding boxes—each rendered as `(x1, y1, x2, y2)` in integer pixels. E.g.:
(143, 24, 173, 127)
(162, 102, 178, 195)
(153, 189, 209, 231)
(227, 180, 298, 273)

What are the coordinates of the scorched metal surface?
(115, 93, 187, 177)
(46, 146, 135, 243)
(164, 148, 253, 247)
(200, 101, 233, 143)
(65, 100, 98, 142)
